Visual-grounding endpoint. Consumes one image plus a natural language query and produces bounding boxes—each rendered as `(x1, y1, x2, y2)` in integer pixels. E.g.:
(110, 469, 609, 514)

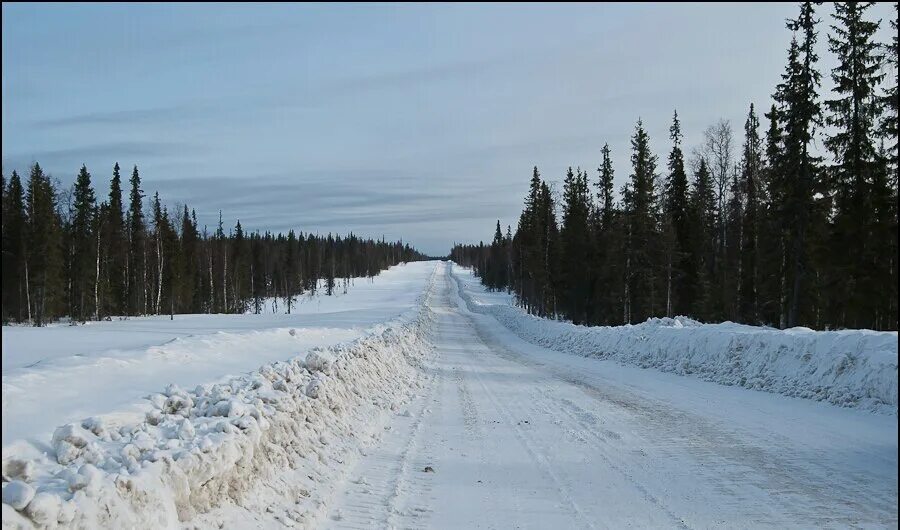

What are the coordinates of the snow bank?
(451, 265, 898, 414)
(1, 269, 439, 529)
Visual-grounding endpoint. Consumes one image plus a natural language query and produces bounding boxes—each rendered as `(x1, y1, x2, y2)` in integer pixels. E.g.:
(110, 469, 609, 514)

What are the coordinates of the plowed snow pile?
(1, 268, 439, 529)
(452, 264, 898, 414)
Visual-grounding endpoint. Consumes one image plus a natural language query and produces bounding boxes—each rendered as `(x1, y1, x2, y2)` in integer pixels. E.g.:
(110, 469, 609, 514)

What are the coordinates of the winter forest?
(452, 2, 899, 331)
(0, 162, 423, 326)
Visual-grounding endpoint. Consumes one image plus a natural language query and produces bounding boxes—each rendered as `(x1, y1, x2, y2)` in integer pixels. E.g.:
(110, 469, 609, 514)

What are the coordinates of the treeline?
(1, 162, 423, 326)
(452, 2, 898, 331)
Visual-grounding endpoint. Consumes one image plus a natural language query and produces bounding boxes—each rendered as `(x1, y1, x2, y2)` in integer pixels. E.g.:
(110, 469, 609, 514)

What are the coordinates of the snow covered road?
(2, 261, 895, 528)
(323, 263, 898, 529)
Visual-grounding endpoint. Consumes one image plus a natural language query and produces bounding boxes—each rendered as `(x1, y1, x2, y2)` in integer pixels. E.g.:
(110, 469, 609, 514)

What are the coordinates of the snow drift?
(451, 264, 898, 414)
(1, 269, 439, 529)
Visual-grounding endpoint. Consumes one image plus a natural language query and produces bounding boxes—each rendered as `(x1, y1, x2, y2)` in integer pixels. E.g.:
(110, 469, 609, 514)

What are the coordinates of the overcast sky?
(2, 3, 895, 255)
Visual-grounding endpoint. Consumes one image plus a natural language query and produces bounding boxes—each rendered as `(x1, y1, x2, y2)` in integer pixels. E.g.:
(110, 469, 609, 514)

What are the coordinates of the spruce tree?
(2, 172, 27, 322)
(538, 180, 560, 317)
(180, 205, 199, 313)
(25, 163, 63, 326)
(104, 163, 126, 316)
(127, 165, 145, 316)
(687, 158, 717, 321)
(775, 1, 823, 328)
(560, 167, 591, 322)
(738, 104, 764, 323)
(824, 1, 887, 328)
(71, 165, 97, 321)
(284, 229, 297, 313)
(150, 192, 165, 314)
(592, 143, 620, 324)
(624, 119, 661, 322)
(879, 3, 898, 174)
(664, 110, 691, 316)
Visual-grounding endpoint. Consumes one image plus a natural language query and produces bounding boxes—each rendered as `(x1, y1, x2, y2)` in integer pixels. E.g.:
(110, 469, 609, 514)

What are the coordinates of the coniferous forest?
(452, 2, 898, 331)
(0, 161, 423, 326)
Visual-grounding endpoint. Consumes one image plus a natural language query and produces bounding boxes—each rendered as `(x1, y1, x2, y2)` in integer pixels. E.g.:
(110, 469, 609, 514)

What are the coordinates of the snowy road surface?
(2, 261, 895, 529)
(322, 263, 898, 529)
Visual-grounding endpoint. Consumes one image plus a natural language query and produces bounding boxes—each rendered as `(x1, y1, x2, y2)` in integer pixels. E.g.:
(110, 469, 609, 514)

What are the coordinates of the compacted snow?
(452, 266, 898, 414)
(2, 261, 897, 529)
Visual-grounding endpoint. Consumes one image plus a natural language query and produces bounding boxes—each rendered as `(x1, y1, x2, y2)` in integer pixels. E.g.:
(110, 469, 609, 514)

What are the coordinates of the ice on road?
(323, 263, 898, 529)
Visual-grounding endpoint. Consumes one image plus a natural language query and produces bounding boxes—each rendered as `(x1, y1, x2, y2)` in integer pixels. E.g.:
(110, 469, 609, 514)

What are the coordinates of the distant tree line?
(1, 162, 423, 326)
(452, 2, 898, 331)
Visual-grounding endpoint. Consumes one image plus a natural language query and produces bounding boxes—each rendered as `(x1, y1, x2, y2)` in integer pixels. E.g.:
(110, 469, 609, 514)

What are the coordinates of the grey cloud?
(30, 104, 214, 129)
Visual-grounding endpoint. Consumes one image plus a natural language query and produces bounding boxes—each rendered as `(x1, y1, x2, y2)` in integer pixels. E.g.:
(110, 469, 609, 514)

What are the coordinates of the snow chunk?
(2, 480, 35, 510)
(305, 349, 335, 373)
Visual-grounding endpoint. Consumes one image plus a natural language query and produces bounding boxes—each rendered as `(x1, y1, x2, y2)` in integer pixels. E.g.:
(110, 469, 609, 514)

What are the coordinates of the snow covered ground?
(2, 260, 897, 528)
(2, 262, 435, 452)
(452, 265, 898, 414)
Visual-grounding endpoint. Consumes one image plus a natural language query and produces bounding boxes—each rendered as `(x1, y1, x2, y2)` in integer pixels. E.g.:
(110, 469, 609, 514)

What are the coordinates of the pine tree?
(2, 172, 27, 322)
(103, 164, 127, 316)
(623, 119, 661, 322)
(664, 110, 691, 316)
(560, 167, 591, 323)
(284, 229, 297, 313)
(687, 158, 717, 321)
(538, 180, 560, 317)
(775, 2, 823, 328)
(878, 3, 899, 327)
(179, 205, 199, 313)
(879, 3, 898, 174)
(70, 165, 97, 321)
(150, 192, 165, 314)
(738, 104, 764, 323)
(591, 143, 621, 324)
(127, 165, 145, 316)
(759, 105, 789, 326)
(232, 219, 249, 313)
(514, 167, 544, 312)
(723, 164, 744, 320)
(486, 220, 506, 291)
(824, 1, 887, 328)
(25, 163, 63, 326)
(597, 144, 615, 230)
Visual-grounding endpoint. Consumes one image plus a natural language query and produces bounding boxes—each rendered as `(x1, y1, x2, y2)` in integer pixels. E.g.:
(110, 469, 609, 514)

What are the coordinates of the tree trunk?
(95, 228, 102, 321)
(24, 259, 32, 324)
(208, 253, 214, 312)
(156, 235, 163, 315)
(222, 246, 228, 313)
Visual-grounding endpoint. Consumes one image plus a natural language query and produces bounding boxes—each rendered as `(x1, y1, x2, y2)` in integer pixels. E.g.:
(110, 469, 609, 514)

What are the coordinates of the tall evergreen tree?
(127, 165, 145, 316)
(687, 158, 717, 321)
(284, 229, 297, 313)
(824, 1, 887, 328)
(879, 3, 898, 174)
(538, 180, 560, 317)
(738, 104, 764, 323)
(70, 165, 97, 321)
(664, 110, 691, 316)
(2, 172, 27, 322)
(25, 163, 63, 326)
(775, 2, 823, 328)
(103, 163, 127, 316)
(590, 143, 622, 324)
(623, 119, 661, 322)
(559, 167, 591, 323)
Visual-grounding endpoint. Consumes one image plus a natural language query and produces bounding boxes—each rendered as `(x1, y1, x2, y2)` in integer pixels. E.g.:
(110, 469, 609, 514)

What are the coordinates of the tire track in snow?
(324, 357, 439, 529)
(457, 326, 598, 530)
